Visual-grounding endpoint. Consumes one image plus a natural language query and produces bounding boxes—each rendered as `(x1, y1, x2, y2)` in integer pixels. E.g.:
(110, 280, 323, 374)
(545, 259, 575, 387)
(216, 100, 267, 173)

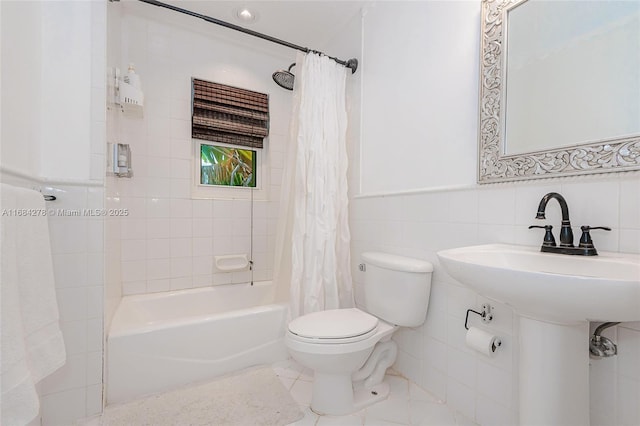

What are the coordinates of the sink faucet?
(535, 192, 574, 247)
(529, 192, 611, 256)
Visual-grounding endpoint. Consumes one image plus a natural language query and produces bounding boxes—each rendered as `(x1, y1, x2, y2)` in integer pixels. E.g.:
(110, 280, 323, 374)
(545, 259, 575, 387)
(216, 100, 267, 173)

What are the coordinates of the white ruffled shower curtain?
(273, 51, 354, 319)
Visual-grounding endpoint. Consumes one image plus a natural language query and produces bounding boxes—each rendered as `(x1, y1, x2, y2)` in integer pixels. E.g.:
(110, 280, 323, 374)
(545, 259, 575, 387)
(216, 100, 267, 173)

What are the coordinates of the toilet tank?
(361, 252, 433, 327)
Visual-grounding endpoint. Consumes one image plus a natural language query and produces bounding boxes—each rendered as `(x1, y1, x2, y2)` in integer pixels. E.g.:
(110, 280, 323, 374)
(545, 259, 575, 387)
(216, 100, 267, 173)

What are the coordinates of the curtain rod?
(131, 0, 358, 74)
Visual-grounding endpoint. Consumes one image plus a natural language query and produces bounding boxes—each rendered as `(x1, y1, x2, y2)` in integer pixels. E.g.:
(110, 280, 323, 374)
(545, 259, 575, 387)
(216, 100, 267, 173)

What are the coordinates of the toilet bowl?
(285, 252, 433, 416)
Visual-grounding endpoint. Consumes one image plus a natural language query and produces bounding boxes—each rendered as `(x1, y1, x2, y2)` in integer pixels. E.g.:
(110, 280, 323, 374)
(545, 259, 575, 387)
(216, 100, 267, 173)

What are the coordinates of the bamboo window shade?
(192, 79, 269, 149)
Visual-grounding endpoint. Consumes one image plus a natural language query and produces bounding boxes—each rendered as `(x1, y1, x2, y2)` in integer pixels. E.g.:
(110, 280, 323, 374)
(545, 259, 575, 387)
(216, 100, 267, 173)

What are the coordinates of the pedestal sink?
(437, 244, 640, 426)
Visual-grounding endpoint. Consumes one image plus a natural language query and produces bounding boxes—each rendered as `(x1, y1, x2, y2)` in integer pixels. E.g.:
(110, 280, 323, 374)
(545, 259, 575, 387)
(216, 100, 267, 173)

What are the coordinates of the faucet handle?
(529, 225, 556, 247)
(579, 226, 611, 249)
(581, 226, 612, 231)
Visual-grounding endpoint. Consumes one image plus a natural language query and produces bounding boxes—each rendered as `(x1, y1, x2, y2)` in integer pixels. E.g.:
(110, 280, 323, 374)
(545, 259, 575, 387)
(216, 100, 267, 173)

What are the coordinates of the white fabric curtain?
(273, 51, 354, 319)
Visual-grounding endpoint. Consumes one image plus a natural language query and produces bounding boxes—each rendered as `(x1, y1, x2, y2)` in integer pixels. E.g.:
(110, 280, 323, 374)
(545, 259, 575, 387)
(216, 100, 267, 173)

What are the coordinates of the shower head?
(272, 63, 295, 90)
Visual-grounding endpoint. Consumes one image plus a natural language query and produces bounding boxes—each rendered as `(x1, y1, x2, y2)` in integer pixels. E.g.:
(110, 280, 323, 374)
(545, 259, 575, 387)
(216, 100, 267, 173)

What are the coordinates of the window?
(200, 143, 256, 188)
(193, 140, 266, 200)
(191, 78, 269, 200)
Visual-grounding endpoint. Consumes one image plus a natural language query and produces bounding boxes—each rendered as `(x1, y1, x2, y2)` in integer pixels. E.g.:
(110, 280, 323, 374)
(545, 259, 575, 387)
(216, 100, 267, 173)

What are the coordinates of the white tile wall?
(34, 2, 632, 426)
(590, 322, 618, 426)
(38, 183, 105, 426)
(107, 10, 292, 296)
(351, 2, 640, 424)
(36, 2, 107, 424)
(104, 0, 123, 337)
(613, 322, 640, 425)
(350, 171, 640, 425)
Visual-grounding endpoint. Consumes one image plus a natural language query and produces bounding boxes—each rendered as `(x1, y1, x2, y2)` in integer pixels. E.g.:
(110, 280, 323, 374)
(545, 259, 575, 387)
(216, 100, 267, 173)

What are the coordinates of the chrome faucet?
(529, 192, 610, 256)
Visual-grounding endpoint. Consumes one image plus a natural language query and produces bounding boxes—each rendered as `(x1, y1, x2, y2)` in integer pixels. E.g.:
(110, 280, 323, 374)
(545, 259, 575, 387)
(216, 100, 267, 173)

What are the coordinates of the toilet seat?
(288, 308, 379, 344)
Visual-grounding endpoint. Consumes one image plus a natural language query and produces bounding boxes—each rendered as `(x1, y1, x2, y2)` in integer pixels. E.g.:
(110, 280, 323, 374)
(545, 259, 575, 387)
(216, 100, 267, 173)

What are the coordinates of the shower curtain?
(274, 51, 354, 318)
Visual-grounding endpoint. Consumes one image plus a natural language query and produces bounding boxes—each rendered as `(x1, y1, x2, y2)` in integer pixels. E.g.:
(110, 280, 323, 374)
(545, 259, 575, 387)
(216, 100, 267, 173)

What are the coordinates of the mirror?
(478, 0, 640, 183)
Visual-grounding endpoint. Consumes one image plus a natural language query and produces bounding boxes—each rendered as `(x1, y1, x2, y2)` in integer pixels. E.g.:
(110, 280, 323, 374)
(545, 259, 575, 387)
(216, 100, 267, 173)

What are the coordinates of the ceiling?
(129, 1, 367, 51)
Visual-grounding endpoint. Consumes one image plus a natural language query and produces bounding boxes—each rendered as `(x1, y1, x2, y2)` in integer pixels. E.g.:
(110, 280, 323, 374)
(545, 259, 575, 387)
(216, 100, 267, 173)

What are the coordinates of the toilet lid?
(288, 308, 378, 340)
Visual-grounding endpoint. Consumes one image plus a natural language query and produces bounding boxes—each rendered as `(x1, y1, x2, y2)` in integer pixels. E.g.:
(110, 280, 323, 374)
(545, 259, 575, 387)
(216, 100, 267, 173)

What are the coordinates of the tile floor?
(80, 359, 477, 426)
(275, 359, 477, 426)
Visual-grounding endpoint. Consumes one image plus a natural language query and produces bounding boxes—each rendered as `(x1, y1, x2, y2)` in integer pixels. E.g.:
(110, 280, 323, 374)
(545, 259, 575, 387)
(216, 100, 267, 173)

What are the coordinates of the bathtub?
(107, 281, 289, 404)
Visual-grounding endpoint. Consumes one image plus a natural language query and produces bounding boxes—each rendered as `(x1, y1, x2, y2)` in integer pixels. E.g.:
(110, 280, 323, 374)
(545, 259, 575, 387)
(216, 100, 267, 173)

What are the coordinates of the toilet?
(285, 252, 433, 415)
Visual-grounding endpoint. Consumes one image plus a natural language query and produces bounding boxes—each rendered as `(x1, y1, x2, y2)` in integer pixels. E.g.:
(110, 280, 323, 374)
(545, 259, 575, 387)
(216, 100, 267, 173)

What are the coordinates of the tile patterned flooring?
(80, 360, 477, 426)
(275, 359, 478, 426)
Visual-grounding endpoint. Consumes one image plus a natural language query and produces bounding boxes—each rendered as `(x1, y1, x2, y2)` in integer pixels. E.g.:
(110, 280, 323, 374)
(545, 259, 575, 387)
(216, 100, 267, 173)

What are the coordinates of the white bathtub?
(107, 281, 288, 404)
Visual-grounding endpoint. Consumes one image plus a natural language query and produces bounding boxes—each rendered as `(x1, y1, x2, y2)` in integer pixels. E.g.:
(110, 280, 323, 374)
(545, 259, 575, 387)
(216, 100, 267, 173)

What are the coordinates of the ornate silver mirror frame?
(478, 0, 640, 183)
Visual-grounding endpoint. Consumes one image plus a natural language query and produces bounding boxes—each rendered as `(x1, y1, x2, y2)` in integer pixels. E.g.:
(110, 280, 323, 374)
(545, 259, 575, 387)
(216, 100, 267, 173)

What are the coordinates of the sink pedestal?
(438, 244, 640, 426)
(519, 317, 589, 426)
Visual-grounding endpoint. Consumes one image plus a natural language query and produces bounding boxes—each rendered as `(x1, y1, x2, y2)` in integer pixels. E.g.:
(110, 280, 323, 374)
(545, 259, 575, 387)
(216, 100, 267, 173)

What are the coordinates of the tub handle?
(215, 254, 249, 272)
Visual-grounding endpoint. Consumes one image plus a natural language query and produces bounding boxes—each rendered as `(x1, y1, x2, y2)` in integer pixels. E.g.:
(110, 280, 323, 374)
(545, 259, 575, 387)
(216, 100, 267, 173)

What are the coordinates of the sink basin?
(437, 244, 640, 323)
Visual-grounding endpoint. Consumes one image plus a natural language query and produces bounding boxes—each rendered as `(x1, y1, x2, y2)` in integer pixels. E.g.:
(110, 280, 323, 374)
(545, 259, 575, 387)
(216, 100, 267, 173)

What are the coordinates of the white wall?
(1, 1, 42, 176)
(1, 1, 107, 425)
(38, 181, 105, 425)
(1, 1, 98, 182)
(107, 3, 293, 297)
(350, 173, 640, 425)
(317, 6, 363, 200)
(39, 1, 93, 180)
(360, 1, 480, 194)
(351, 1, 640, 425)
(104, 0, 123, 352)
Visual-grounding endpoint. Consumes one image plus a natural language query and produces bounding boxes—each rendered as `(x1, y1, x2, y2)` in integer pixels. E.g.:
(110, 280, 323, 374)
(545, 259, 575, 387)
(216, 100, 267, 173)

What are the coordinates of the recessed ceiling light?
(234, 8, 258, 23)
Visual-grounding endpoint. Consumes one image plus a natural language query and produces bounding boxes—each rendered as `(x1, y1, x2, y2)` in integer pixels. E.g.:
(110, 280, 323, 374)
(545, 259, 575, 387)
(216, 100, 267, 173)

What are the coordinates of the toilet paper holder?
(464, 303, 494, 330)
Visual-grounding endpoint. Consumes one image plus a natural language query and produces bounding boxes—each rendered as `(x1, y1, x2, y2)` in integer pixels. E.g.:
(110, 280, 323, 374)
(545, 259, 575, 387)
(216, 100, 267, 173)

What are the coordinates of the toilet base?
(311, 372, 354, 415)
(303, 331, 399, 416)
(310, 374, 390, 416)
(353, 382, 389, 411)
